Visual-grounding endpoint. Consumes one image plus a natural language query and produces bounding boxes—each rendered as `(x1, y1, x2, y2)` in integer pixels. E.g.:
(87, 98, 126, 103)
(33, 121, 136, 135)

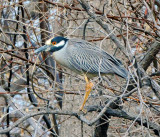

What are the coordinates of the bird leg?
(79, 75, 94, 111)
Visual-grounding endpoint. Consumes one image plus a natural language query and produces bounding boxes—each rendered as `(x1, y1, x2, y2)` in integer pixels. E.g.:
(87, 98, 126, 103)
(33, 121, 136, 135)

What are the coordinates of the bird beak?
(34, 45, 51, 54)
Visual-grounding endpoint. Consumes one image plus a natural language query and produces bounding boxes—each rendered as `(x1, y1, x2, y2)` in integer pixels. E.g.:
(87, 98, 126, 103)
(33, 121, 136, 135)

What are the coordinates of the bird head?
(34, 36, 68, 54)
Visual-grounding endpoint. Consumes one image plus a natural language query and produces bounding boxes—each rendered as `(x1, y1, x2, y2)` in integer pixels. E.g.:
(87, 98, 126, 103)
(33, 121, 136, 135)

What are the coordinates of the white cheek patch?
(54, 40, 65, 47)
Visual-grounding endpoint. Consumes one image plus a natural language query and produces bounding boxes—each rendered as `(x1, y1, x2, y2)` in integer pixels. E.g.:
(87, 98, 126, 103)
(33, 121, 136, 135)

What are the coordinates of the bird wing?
(66, 39, 128, 78)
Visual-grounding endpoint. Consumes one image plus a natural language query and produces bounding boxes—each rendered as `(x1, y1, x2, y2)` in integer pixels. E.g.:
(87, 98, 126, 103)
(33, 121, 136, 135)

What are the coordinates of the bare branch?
(140, 41, 160, 70)
(77, 0, 128, 57)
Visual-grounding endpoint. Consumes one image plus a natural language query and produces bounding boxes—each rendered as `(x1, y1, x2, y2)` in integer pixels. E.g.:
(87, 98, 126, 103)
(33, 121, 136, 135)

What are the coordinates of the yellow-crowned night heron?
(35, 36, 128, 111)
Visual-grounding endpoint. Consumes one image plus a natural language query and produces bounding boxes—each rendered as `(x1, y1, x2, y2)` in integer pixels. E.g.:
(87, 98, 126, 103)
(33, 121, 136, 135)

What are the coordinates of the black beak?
(34, 45, 51, 54)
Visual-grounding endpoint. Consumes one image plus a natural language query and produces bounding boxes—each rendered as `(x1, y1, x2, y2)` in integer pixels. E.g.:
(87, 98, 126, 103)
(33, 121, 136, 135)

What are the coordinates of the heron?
(34, 36, 128, 111)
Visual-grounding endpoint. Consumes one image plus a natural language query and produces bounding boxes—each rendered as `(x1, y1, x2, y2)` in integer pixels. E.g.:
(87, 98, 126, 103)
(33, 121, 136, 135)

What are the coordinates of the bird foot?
(79, 107, 87, 114)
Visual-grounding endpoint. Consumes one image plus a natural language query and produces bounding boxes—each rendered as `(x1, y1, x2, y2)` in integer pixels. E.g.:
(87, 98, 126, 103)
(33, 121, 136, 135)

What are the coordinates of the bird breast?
(52, 47, 67, 65)
(52, 43, 74, 72)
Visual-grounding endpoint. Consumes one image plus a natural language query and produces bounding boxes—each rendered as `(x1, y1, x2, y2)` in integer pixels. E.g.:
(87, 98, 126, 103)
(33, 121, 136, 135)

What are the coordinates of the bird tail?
(115, 67, 129, 80)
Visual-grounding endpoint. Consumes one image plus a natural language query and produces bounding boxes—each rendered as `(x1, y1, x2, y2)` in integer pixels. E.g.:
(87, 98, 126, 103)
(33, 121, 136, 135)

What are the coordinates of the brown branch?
(0, 86, 49, 136)
(43, 0, 85, 12)
(139, 66, 160, 100)
(0, 83, 159, 136)
(4, 52, 55, 80)
(140, 41, 160, 70)
(155, 0, 160, 7)
(77, 0, 128, 57)
(0, 47, 35, 53)
(0, 110, 77, 134)
(43, 0, 160, 27)
(0, 107, 160, 136)
(149, 78, 160, 100)
(87, 106, 160, 136)
(0, 0, 26, 10)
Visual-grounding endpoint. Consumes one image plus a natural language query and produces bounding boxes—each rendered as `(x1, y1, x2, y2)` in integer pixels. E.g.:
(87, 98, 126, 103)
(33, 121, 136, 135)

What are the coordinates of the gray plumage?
(35, 37, 128, 79)
(66, 39, 128, 79)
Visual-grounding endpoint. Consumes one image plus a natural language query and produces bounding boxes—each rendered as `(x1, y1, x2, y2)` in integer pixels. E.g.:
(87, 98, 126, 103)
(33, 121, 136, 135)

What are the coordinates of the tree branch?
(77, 0, 128, 57)
(87, 106, 160, 136)
(0, 107, 159, 136)
(0, 86, 49, 137)
(140, 41, 160, 70)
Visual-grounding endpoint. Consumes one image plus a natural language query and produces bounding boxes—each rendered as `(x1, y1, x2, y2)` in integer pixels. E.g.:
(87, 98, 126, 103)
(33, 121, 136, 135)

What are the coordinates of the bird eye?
(52, 41, 56, 45)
